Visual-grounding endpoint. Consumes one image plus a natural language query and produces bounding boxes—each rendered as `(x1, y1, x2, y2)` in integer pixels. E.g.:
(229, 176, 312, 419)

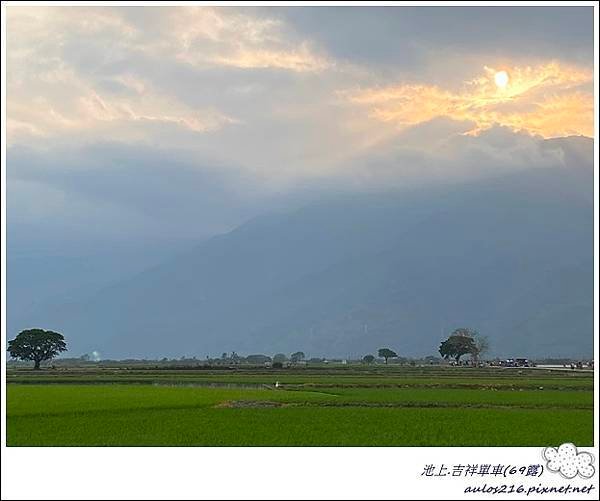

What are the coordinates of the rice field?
(6, 365, 594, 446)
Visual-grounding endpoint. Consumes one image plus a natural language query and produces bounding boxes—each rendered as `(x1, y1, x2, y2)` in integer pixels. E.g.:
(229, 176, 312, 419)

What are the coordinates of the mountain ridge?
(13, 141, 594, 359)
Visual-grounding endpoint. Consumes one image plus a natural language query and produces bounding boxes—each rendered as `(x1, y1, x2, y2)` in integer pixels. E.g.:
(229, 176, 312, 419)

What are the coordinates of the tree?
(290, 351, 305, 363)
(438, 329, 478, 363)
(246, 354, 272, 365)
(472, 334, 490, 362)
(378, 348, 398, 364)
(7, 329, 67, 370)
(273, 353, 287, 364)
(362, 354, 375, 364)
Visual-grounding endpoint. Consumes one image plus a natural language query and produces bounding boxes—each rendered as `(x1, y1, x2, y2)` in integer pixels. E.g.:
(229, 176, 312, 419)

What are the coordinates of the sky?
(6, 5, 595, 251)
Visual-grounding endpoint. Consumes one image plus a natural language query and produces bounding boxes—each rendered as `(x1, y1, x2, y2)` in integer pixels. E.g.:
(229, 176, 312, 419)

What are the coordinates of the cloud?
(9, 122, 586, 247)
(276, 6, 594, 68)
(341, 62, 593, 138)
(6, 51, 239, 146)
(330, 121, 581, 194)
(543, 443, 595, 479)
(165, 7, 331, 72)
(6, 143, 274, 246)
(207, 43, 329, 72)
(5, 5, 595, 234)
(6, 6, 334, 148)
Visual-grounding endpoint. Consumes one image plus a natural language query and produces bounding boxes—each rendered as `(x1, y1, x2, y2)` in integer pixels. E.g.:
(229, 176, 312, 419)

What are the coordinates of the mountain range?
(10, 136, 594, 359)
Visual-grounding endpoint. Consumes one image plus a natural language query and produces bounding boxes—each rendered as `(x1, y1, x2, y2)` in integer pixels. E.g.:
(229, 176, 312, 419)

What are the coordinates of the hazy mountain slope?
(7, 242, 190, 336)
(231, 165, 592, 358)
(27, 145, 593, 359)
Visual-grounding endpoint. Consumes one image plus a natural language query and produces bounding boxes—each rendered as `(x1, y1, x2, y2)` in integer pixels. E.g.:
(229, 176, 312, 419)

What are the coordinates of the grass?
(7, 367, 593, 390)
(7, 375, 594, 446)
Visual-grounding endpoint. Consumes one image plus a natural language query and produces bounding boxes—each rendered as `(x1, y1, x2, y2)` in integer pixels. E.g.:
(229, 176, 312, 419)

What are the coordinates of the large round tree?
(439, 328, 478, 363)
(378, 348, 398, 364)
(7, 329, 67, 369)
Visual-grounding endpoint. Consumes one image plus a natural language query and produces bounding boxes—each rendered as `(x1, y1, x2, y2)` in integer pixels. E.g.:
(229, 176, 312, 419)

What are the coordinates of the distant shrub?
(272, 362, 283, 369)
(245, 354, 272, 364)
(272, 353, 287, 363)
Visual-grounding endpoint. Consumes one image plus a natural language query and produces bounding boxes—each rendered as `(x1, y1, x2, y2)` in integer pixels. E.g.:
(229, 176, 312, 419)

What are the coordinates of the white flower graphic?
(543, 443, 595, 479)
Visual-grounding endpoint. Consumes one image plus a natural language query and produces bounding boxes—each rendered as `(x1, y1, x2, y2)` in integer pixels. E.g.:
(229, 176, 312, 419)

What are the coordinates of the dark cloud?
(274, 6, 594, 71)
(7, 143, 273, 246)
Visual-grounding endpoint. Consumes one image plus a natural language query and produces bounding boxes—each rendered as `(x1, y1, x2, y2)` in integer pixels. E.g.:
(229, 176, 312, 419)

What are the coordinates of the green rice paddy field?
(6, 366, 594, 446)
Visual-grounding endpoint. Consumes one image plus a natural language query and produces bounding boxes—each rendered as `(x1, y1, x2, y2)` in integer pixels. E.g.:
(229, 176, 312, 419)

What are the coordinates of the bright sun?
(494, 70, 510, 88)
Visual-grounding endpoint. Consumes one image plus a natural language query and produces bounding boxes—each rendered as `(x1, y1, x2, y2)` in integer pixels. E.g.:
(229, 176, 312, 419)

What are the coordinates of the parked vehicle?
(515, 358, 535, 367)
(500, 358, 535, 368)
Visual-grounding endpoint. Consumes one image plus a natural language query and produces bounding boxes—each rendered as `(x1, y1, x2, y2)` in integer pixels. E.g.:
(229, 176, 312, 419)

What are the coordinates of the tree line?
(360, 328, 489, 365)
(7, 327, 489, 369)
